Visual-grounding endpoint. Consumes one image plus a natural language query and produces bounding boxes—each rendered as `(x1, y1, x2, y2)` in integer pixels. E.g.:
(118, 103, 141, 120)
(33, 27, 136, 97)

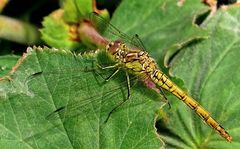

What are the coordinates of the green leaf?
(2, 0, 238, 148)
(0, 47, 163, 148)
(40, 0, 109, 51)
(159, 7, 240, 148)
(109, 0, 209, 68)
(41, 0, 208, 60)
(0, 55, 20, 77)
(40, 11, 81, 50)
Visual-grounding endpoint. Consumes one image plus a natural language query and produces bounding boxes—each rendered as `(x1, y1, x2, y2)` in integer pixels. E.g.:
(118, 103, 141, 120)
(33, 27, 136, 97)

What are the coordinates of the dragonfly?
(48, 12, 232, 142)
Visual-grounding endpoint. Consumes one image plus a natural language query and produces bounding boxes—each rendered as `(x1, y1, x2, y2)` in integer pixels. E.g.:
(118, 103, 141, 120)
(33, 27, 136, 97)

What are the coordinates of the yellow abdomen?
(151, 69, 232, 141)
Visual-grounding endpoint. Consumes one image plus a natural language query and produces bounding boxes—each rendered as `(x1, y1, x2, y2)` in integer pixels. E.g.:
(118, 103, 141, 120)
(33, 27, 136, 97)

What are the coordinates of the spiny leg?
(84, 61, 120, 82)
(95, 63, 121, 81)
(105, 72, 131, 123)
(84, 60, 119, 72)
(93, 63, 133, 122)
(159, 87, 171, 109)
(105, 68, 120, 81)
(97, 63, 119, 70)
(90, 62, 130, 122)
(126, 71, 131, 99)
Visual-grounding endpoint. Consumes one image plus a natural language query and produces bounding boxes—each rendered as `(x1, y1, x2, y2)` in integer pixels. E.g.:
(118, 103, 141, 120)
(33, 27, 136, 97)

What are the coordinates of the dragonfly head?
(106, 40, 125, 55)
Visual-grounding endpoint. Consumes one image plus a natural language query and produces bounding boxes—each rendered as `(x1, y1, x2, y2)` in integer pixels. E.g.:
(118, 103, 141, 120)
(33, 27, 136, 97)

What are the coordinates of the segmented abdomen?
(150, 69, 232, 141)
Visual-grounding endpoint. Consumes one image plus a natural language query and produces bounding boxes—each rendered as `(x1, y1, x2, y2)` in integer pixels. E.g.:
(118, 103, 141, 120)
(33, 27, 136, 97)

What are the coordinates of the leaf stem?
(0, 15, 41, 45)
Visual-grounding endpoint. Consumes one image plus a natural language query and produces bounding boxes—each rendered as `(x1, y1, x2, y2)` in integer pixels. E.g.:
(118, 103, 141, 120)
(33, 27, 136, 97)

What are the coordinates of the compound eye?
(107, 41, 119, 54)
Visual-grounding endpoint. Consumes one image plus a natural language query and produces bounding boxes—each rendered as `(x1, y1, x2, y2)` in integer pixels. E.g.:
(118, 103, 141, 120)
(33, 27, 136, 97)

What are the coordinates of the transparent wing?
(28, 64, 139, 123)
(46, 80, 128, 122)
(45, 76, 140, 123)
(88, 12, 147, 51)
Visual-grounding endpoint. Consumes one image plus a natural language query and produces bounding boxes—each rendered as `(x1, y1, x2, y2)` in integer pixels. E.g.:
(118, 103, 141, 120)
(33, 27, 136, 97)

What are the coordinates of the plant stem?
(0, 15, 41, 45)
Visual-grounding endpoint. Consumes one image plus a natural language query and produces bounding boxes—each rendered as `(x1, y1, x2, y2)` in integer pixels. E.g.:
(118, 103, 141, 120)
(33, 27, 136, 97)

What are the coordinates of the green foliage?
(40, 0, 109, 50)
(0, 0, 239, 148)
(0, 55, 20, 77)
(0, 47, 163, 148)
(108, 0, 208, 68)
(164, 8, 240, 148)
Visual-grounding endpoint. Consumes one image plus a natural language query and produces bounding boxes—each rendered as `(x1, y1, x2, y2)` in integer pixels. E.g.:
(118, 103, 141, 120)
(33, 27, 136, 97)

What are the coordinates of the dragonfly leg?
(105, 68, 120, 81)
(84, 61, 118, 72)
(105, 99, 126, 123)
(95, 63, 121, 81)
(159, 87, 171, 109)
(94, 67, 120, 82)
(85, 61, 120, 82)
(126, 71, 131, 99)
(96, 63, 119, 70)
(104, 72, 132, 123)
